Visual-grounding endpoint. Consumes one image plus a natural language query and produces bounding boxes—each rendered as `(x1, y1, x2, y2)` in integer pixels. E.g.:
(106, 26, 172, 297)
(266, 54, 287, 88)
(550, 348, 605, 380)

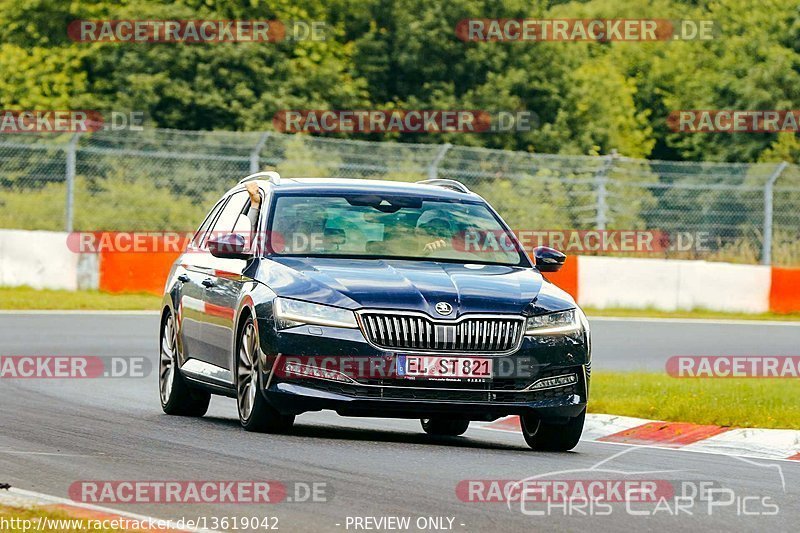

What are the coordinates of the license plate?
(399, 355, 493, 380)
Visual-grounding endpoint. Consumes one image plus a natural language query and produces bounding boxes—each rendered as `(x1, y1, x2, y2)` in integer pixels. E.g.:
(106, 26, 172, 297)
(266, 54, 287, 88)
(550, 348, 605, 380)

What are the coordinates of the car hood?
(257, 257, 574, 316)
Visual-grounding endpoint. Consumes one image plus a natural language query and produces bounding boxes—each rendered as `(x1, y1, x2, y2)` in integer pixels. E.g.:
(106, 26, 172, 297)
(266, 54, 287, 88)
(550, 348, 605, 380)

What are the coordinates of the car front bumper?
(264, 378, 587, 421)
(257, 318, 590, 421)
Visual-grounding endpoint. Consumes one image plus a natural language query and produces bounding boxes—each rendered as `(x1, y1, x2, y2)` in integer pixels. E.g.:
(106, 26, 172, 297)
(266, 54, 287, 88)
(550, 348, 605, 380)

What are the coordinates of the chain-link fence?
(1, 128, 798, 266)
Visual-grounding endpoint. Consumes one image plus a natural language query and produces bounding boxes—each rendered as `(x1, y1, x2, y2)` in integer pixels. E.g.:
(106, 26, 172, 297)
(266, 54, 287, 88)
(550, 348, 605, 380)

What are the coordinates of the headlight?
(273, 298, 358, 329)
(525, 309, 581, 335)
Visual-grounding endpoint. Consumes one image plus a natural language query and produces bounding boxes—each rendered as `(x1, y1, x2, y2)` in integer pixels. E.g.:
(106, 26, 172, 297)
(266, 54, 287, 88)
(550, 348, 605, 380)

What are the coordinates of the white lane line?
(588, 316, 800, 326)
(0, 450, 97, 457)
(1, 487, 220, 533)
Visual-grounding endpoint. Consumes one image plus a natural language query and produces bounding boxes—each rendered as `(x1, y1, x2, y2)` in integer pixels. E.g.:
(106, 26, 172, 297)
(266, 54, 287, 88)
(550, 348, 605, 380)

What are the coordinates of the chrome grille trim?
(356, 310, 525, 354)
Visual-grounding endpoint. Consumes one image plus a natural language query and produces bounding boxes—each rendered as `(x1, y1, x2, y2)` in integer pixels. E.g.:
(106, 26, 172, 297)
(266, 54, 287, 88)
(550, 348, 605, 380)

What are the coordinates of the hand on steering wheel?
(423, 239, 448, 254)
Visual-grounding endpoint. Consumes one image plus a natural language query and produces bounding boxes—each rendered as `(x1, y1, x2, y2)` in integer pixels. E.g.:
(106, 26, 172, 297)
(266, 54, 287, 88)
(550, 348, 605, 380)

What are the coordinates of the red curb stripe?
(484, 415, 520, 432)
(598, 421, 730, 448)
(788, 452, 800, 461)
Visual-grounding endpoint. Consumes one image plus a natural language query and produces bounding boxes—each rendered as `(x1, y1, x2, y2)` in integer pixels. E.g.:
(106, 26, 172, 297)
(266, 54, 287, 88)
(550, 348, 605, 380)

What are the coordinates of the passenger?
(239, 182, 263, 249)
(245, 182, 261, 233)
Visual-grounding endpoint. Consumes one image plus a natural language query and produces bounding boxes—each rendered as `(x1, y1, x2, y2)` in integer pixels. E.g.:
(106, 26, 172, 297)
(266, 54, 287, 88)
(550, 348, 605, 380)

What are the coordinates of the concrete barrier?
(0, 229, 80, 290)
(577, 256, 771, 313)
(0, 229, 796, 313)
(578, 256, 682, 310)
(676, 261, 770, 313)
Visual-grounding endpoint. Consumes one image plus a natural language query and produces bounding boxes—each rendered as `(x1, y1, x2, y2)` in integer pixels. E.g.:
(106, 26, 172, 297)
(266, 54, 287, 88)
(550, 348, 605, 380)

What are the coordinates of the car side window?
(191, 199, 226, 248)
(205, 191, 250, 249)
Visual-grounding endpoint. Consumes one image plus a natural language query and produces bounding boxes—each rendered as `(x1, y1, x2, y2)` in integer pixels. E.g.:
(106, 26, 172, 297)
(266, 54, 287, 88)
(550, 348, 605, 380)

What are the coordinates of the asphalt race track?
(1, 312, 799, 532)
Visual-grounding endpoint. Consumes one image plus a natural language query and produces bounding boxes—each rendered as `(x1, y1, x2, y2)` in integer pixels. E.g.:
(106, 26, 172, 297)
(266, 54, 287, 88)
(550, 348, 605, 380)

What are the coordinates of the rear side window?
(206, 191, 250, 247)
(191, 199, 225, 248)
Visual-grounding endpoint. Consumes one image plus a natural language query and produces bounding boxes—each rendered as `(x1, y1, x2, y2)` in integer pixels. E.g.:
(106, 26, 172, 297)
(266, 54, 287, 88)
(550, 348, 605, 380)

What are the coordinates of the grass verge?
(0, 287, 160, 311)
(2, 287, 800, 321)
(590, 372, 800, 429)
(0, 504, 141, 532)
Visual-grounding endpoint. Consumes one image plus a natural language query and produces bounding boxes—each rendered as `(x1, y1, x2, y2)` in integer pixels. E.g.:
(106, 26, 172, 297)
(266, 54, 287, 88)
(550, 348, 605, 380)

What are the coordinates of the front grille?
(358, 312, 524, 353)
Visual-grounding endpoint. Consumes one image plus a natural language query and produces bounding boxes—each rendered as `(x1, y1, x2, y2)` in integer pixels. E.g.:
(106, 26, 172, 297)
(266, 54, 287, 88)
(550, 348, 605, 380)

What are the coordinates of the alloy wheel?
(237, 321, 259, 421)
(159, 313, 177, 405)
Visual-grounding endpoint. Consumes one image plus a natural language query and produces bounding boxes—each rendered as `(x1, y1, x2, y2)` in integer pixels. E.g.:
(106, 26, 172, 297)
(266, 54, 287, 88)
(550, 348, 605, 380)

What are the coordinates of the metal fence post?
(250, 132, 270, 173)
(594, 150, 617, 230)
(762, 161, 788, 265)
(65, 133, 82, 233)
(427, 143, 452, 180)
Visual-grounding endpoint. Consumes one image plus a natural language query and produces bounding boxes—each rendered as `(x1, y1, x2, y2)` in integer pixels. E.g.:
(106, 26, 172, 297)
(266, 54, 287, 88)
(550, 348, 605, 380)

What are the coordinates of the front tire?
(420, 418, 470, 436)
(159, 310, 211, 417)
(236, 317, 294, 433)
(520, 410, 585, 451)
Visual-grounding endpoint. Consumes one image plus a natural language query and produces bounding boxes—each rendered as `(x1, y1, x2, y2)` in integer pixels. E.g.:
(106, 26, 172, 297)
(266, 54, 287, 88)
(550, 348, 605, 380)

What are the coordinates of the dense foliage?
(0, 0, 798, 162)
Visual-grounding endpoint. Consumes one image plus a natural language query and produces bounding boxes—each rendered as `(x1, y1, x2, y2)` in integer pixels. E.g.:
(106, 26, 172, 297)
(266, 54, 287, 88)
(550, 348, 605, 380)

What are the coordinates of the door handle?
(177, 274, 190, 283)
(201, 278, 216, 288)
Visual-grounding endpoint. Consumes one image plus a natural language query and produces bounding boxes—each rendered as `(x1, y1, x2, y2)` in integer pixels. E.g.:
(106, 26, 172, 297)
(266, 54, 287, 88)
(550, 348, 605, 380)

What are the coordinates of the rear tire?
(159, 310, 211, 417)
(520, 410, 585, 451)
(236, 316, 295, 433)
(420, 418, 470, 436)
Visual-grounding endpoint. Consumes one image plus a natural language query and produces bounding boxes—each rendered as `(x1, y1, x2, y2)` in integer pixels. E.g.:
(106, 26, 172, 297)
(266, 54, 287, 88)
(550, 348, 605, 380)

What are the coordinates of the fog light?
(281, 362, 356, 384)
(525, 373, 578, 391)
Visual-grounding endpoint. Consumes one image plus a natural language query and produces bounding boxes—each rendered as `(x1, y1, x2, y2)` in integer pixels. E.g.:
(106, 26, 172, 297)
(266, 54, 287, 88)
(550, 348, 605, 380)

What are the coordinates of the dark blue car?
(159, 173, 591, 450)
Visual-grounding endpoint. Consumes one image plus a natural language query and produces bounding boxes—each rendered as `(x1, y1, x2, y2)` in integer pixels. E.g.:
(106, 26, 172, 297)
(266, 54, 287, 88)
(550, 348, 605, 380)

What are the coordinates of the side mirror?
(533, 246, 566, 272)
(208, 233, 249, 259)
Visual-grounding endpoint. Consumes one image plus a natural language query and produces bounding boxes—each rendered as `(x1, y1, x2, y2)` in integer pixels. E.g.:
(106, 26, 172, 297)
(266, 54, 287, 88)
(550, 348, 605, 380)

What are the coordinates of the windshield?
(266, 194, 524, 266)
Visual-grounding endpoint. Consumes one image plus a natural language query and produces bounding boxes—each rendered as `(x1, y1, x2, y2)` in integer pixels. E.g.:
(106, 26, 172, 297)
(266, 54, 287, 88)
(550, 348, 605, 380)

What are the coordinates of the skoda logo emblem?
(435, 302, 453, 316)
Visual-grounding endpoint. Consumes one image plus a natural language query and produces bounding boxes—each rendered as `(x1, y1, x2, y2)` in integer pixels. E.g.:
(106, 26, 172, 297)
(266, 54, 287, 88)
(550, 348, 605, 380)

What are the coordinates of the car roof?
(232, 178, 482, 201)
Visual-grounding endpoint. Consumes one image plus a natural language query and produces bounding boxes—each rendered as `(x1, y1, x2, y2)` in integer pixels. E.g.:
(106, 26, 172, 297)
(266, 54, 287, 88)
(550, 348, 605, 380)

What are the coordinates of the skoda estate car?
(159, 173, 591, 451)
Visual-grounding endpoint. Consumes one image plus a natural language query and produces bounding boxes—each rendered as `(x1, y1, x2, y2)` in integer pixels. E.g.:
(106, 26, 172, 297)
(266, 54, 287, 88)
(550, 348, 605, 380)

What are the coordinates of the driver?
(415, 210, 455, 253)
(283, 203, 328, 253)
